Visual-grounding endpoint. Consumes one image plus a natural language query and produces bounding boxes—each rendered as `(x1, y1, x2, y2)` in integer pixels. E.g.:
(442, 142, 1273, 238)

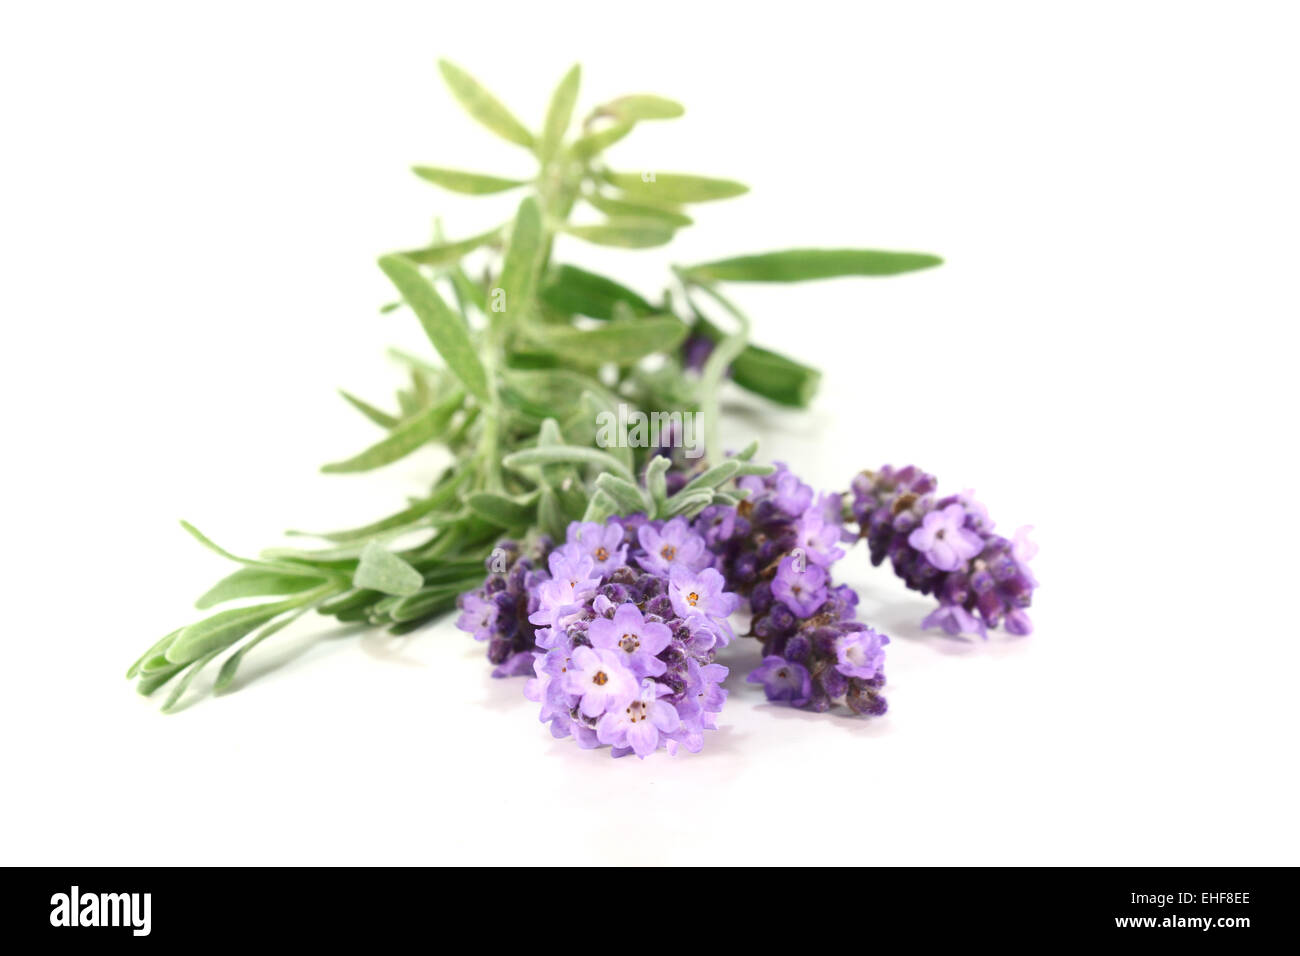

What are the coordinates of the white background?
(2, 1, 1297, 865)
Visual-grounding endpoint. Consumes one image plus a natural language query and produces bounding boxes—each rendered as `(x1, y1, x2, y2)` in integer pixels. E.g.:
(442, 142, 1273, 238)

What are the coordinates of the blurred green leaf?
(601, 94, 684, 121)
(531, 315, 687, 365)
(583, 192, 692, 228)
(379, 255, 490, 405)
(437, 59, 535, 148)
(570, 121, 633, 159)
(166, 600, 298, 665)
(338, 389, 399, 429)
(396, 226, 502, 266)
(539, 264, 655, 319)
(686, 248, 943, 282)
(538, 64, 581, 163)
(498, 197, 545, 323)
(467, 490, 539, 528)
(412, 166, 529, 195)
(565, 219, 675, 248)
(603, 171, 748, 203)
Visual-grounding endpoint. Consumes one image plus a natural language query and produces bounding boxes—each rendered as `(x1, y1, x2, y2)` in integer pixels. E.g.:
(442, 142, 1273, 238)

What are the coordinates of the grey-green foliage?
(129, 60, 939, 712)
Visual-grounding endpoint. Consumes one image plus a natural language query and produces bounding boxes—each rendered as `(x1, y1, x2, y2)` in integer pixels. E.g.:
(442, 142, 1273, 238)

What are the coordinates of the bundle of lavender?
(128, 62, 1037, 753)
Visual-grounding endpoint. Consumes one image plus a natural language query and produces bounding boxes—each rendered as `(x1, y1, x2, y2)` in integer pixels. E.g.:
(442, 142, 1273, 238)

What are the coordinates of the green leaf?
(602, 94, 684, 121)
(195, 567, 326, 610)
(466, 490, 539, 529)
(603, 171, 748, 203)
(692, 314, 822, 408)
(570, 121, 634, 159)
(565, 219, 676, 249)
(412, 166, 529, 195)
(593, 473, 648, 515)
(161, 650, 220, 714)
(645, 457, 671, 517)
(127, 629, 180, 679)
(538, 64, 581, 163)
(212, 611, 306, 694)
(320, 389, 464, 473)
(583, 192, 692, 228)
(167, 600, 299, 665)
(136, 662, 186, 697)
(396, 226, 502, 266)
(338, 389, 398, 429)
(537, 487, 567, 540)
(437, 59, 535, 148)
(685, 248, 944, 282)
(498, 197, 544, 322)
(678, 460, 740, 495)
(539, 264, 655, 320)
(353, 541, 423, 597)
(663, 489, 715, 519)
(378, 255, 490, 405)
(530, 315, 687, 365)
(503, 445, 634, 482)
(582, 489, 618, 523)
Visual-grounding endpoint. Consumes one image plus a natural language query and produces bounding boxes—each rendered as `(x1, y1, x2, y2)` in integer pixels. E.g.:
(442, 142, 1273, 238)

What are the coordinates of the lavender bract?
(850, 465, 1039, 638)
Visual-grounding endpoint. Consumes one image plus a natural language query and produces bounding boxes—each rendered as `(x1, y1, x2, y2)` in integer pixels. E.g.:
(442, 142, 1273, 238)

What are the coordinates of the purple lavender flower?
(635, 516, 709, 575)
(747, 656, 812, 706)
(834, 628, 888, 679)
(907, 503, 983, 572)
(667, 565, 738, 622)
(851, 465, 1038, 638)
(596, 679, 681, 758)
(689, 462, 890, 718)
(588, 602, 672, 678)
(455, 591, 498, 642)
(565, 520, 628, 576)
(471, 515, 736, 758)
(564, 646, 639, 718)
(771, 555, 829, 617)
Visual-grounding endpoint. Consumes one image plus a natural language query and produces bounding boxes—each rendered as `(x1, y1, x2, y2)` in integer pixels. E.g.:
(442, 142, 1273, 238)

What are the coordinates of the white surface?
(2, 1, 1297, 865)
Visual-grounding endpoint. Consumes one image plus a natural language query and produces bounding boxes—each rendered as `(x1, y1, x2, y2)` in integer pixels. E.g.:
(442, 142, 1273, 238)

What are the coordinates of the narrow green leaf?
(537, 486, 566, 540)
(538, 64, 581, 163)
(582, 489, 618, 523)
(594, 473, 648, 516)
(213, 610, 306, 694)
(127, 629, 179, 679)
(498, 197, 544, 323)
(583, 192, 692, 228)
(437, 59, 535, 148)
(320, 390, 463, 473)
(353, 541, 423, 597)
(339, 389, 398, 429)
(565, 219, 676, 249)
(539, 264, 655, 320)
(645, 456, 671, 517)
(388, 585, 463, 623)
(679, 459, 740, 495)
(195, 567, 326, 610)
(137, 662, 186, 697)
(466, 490, 539, 529)
(161, 650, 220, 714)
(378, 255, 490, 405)
(412, 166, 528, 195)
(602, 94, 684, 121)
(166, 600, 298, 665)
(603, 171, 748, 203)
(663, 489, 715, 519)
(686, 248, 944, 282)
(503, 445, 634, 481)
(530, 315, 688, 365)
(396, 226, 502, 267)
(571, 121, 633, 159)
